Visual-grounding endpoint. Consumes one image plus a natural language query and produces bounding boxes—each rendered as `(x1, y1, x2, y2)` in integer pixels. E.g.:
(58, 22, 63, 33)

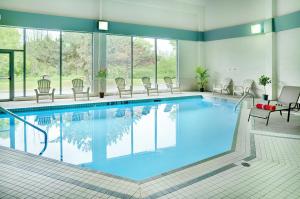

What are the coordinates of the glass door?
(0, 52, 14, 100)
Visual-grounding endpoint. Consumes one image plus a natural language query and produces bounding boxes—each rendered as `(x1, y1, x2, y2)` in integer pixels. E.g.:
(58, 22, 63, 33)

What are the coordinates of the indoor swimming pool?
(0, 96, 239, 181)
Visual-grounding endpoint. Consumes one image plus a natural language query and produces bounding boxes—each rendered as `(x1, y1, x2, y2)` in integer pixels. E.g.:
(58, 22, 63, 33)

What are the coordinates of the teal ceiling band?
(204, 11, 300, 41)
(204, 23, 253, 41)
(0, 9, 299, 41)
(204, 19, 273, 41)
(106, 21, 202, 41)
(0, 9, 97, 32)
(273, 10, 300, 32)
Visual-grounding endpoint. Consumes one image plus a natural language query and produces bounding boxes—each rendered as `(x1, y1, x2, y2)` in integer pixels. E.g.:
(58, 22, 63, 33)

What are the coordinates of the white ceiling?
(105, 0, 206, 14)
(175, 0, 207, 6)
(0, 0, 207, 30)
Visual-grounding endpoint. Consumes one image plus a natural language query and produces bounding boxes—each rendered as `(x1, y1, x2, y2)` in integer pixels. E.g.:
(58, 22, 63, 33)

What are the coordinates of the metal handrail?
(0, 106, 48, 155)
(234, 92, 255, 111)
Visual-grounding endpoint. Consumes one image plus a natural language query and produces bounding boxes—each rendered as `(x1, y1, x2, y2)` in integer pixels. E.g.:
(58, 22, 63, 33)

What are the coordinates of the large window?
(157, 39, 177, 88)
(133, 37, 156, 91)
(62, 32, 93, 94)
(106, 36, 177, 93)
(1, 26, 93, 98)
(0, 27, 23, 50)
(0, 25, 178, 98)
(14, 52, 24, 97)
(0, 53, 10, 100)
(0, 27, 24, 97)
(26, 29, 60, 96)
(106, 35, 132, 93)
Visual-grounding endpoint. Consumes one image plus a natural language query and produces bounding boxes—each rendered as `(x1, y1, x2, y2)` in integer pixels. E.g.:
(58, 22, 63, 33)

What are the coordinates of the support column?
(93, 0, 107, 94)
(92, 34, 100, 94)
(264, 0, 278, 99)
(99, 34, 107, 93)
(93, 33, 107, 93)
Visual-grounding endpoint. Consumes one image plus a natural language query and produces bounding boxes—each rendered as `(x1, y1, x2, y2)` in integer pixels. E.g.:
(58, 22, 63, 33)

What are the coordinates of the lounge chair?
(212, 78, 232, 95)
(142, 77, 158, 96)
(248, 86, 300, 125)
(72, 78, 90, 101)
(34, 77, 55, 103)
(233, 79, 254, 96)
(115, 77, 133, 98)
(164, 77, 180, 94)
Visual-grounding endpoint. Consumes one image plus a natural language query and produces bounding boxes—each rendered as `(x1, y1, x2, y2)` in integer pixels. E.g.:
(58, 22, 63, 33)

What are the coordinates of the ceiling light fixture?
(251, 24, 262, 34)
(98, 20, 109, 31)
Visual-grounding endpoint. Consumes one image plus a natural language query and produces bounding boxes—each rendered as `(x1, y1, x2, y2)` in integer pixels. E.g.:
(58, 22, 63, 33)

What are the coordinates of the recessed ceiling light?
(98, 21, 109, 31)
(251, 24, 262, 34)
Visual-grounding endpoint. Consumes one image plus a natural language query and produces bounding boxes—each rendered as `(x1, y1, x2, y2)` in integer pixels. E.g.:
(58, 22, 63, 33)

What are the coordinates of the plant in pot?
(258, 75, 271, 101)
(97, 68, 107, 98)
(196, 66, 209, 92)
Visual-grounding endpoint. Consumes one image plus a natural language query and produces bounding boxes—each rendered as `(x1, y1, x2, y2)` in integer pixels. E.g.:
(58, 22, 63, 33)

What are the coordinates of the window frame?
(105, 34, 179, 94)
(0, 25, 179, 99)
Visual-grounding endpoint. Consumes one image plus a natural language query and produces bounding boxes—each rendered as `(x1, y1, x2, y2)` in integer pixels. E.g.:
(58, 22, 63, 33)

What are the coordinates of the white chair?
(72, 78, 90, 101)
(115, 77, 133, 98)
(249, 86, 300, 125)
(34, 77, 55, 103)
(142, 77, 158, 96)
(164, 77, 180, 94)
(233, 79, 254, 96)
(213, 78, 232, 95)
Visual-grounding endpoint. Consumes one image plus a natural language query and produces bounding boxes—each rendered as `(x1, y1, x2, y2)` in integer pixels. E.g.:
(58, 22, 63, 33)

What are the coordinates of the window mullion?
(59, 31, 62, 95)
(23, 28, 26, 97)
(131, 36, 134, 87)
(176, 40, 179, 83)
(155, 39, 158, 85)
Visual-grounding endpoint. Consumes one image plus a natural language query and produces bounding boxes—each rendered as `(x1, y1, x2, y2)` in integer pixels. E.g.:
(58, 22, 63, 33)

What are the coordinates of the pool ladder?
(234, 93, 255, 111)
(0, 106, 48, 155)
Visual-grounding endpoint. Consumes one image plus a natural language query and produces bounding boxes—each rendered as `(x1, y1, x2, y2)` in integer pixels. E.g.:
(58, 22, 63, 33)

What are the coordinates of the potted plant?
(196, 66, 209, 92)
(258, 75, 271, 100)
(97, 68, 107, 98)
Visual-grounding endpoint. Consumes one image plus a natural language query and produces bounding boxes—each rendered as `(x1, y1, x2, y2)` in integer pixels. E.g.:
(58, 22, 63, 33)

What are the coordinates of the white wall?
(203, 0, 271, 95)
(178, 41, 204, 90)
(275, 1, 300, 100)
(276, 0, 300, 16)
(202, 0, 300, 98)
(204, 0, 267, 30)
(204, 35, 270, 95)
(276, 28, 300, 90)
(275, 0, 300, 93)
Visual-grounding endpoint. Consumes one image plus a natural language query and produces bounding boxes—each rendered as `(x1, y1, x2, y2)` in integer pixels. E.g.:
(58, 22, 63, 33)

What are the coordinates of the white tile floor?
(0, 93, 299, 199)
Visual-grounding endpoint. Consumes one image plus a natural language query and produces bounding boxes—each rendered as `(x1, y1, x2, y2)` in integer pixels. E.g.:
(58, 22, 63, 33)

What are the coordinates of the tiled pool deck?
(0, 92, 300, 198)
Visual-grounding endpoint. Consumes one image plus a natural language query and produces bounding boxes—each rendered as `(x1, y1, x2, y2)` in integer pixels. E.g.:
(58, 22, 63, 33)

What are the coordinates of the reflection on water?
(0, 97, 238, 180)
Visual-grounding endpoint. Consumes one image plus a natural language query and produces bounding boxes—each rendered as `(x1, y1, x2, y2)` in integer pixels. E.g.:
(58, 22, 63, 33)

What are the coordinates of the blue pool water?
(0, 97, 239, 181)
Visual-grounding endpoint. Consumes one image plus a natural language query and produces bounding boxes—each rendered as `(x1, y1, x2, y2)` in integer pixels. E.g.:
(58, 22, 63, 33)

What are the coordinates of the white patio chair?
(233, 79, 254, 96)
(212, 78, 232, 95)
(115, 77, 133, 98)
(142, 77, 158, 96)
